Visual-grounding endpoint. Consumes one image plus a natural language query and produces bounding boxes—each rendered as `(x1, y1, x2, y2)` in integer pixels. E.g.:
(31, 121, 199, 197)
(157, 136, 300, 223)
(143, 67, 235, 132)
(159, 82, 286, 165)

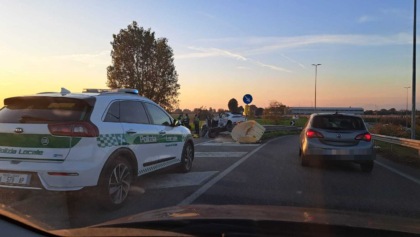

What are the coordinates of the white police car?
(0, 88, 194, 208)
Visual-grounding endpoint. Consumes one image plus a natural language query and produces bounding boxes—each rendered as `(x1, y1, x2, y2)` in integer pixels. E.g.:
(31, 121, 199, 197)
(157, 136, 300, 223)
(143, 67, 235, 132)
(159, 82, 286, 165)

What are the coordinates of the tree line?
(364, 108, 420, 115)
(173, 99, 291, 121)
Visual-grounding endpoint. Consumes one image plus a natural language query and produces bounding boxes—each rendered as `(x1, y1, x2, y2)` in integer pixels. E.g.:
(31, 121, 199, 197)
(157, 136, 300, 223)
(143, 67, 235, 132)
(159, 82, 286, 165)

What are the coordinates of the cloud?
(281, 54, 305, 69)
(176, 47, 247, 61)
(357, 15, 376, 23)
(54, 50, 110, 68)
(253, 61, 291, 72)
(176, 47, 291, 73)
(243, 33, 412, 55)
(176, 32, 413, 73)
(194, 32, 412, 56)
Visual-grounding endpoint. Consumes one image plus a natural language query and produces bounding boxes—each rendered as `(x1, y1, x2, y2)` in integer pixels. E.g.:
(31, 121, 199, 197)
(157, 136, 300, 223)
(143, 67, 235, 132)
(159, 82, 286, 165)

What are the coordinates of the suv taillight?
(48, 122, 99, 137)
(355, 132, 372, 142)
(306, 129, 324, 138)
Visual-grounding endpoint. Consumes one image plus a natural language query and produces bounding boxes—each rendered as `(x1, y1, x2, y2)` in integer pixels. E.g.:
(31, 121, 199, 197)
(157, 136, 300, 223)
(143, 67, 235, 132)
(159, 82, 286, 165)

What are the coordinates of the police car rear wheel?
(99, 157, 132, 209)
(179, 142, 194, 173)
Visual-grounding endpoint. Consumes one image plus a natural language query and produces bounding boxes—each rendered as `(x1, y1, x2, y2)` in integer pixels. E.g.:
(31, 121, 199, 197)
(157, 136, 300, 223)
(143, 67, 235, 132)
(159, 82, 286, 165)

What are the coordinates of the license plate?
(331, 150, 352, 155)
(0, 173, 31, 185)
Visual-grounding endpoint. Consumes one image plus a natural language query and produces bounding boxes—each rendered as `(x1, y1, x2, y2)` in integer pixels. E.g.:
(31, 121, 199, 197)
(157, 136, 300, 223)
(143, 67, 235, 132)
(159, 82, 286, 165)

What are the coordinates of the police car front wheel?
(179, 142, 194, 173)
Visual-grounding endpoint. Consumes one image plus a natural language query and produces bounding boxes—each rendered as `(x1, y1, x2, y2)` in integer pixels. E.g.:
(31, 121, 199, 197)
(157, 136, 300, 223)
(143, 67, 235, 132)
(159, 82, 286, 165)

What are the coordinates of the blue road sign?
(243, 94, 253, 104)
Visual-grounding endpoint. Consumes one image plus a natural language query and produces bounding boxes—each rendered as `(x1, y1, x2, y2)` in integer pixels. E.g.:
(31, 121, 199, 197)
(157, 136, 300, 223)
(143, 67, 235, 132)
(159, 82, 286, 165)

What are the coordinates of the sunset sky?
(0, 0, 418, 111)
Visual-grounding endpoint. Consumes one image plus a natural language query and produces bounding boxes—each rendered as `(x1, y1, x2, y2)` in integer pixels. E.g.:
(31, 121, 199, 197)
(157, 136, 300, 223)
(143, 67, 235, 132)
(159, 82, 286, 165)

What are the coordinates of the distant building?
(289, 107, 364, 115)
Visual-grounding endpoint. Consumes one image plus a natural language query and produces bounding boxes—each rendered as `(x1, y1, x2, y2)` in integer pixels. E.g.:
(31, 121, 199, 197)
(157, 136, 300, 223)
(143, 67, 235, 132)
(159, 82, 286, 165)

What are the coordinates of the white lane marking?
(179, 136, 289, 205)
(137, 171, 218, 189)
(195, 152, 248, 158)
(193, 140, 208, 146)
(375, 160, 420, 186)
(196, 141, 260, 147)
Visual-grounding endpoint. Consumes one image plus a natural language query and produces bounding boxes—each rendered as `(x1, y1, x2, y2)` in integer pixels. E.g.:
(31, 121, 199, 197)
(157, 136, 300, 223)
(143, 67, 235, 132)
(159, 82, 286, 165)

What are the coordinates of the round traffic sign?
(243, 94, 253, 104)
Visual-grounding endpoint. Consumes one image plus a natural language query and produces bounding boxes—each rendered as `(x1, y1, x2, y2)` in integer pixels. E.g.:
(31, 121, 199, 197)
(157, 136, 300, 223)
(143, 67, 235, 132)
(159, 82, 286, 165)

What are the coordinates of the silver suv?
(0, 88, 194, 208)
(299, 113, 375, 172)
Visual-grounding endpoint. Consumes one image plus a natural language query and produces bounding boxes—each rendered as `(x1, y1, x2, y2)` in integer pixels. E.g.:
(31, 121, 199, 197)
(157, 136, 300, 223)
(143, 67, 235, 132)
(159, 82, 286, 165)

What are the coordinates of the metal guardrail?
(256, 129, 420, 150)
(372, 134, 420, 150)
(262, 125, 302, 132)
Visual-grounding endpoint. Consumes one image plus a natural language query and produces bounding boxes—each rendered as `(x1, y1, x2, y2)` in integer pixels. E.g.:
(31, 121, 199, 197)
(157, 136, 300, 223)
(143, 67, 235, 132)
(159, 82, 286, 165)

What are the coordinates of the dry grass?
(374, 141, 420, 169)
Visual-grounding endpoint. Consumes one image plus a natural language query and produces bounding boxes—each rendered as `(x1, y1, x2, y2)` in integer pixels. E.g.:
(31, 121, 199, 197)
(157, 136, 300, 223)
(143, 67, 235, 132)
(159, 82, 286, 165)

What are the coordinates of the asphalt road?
(1, 134, 420, 230)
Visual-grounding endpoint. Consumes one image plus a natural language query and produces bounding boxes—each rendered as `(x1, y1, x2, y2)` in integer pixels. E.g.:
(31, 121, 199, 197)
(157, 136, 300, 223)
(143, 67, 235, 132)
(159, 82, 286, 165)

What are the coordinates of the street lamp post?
(312, 64, 321, 112)
(411, 0, 417, 139)
(405, 86, 411, 129)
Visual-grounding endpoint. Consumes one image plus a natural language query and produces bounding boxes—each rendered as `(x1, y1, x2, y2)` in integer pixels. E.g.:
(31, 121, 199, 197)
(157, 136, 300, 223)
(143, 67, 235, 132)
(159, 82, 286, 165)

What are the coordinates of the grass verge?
(254, 117, 308, 127)
(374, 140, 420, 169)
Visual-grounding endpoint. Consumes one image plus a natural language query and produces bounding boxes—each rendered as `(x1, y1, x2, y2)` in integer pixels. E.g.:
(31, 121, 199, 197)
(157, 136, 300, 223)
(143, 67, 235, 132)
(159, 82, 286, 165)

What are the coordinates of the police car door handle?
(126, 130, 137, 134)
(159, 131, 166, 135)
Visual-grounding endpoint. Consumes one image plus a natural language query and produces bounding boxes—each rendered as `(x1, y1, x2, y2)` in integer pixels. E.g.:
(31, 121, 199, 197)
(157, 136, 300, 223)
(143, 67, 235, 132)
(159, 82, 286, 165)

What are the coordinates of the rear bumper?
(303, 154, 375, 162)
(0, 158, 103, 191)
(303, 145, 375, 161)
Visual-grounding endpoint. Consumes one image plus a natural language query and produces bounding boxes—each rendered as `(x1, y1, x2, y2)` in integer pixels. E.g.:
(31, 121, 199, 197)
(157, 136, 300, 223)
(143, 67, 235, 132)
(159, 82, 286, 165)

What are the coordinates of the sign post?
(243, 94, 253, 118)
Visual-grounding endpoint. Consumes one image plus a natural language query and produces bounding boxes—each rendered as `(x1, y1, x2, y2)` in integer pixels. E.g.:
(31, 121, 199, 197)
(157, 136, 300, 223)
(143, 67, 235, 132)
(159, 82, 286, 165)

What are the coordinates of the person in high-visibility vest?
(194, 114, 200, 135)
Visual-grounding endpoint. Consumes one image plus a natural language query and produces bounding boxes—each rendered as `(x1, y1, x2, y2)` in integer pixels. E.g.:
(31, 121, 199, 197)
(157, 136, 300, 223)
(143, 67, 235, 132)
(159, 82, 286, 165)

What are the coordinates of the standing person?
(183, 113, 190, 129)
(194, 114, 200, 135)
(177, 113, 183, 123)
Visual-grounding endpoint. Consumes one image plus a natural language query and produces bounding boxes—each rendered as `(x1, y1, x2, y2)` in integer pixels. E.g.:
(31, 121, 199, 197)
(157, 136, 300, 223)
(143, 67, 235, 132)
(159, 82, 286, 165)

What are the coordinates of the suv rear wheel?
(98, 156, 133, 209)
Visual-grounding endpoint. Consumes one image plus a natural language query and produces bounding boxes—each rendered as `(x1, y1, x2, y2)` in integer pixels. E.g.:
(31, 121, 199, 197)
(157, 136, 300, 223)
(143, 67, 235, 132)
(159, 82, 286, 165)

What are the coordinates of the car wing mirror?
(172, 119, 181, 127)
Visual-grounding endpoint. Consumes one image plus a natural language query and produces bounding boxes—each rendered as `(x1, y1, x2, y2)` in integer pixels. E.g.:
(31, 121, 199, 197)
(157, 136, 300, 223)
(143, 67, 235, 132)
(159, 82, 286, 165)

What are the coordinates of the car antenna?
(61, 87, 71, 96)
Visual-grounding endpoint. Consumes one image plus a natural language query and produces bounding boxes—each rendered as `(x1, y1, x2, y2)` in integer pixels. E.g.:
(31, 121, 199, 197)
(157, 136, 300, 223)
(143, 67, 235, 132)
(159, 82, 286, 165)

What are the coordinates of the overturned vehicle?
(200, 112, 246, 138)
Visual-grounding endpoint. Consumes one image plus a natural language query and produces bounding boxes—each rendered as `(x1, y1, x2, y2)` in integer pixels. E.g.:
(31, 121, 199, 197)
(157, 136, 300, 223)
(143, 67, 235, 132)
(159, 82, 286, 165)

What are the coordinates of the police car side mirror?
(172, 119, 181, 127)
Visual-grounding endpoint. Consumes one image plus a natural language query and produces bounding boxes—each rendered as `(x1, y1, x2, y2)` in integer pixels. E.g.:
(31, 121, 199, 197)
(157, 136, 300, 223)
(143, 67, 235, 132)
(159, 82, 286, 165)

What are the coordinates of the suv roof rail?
(82, 88, 110, 93)
(109, 88, 139, 95)
(82, 88, 139, 95)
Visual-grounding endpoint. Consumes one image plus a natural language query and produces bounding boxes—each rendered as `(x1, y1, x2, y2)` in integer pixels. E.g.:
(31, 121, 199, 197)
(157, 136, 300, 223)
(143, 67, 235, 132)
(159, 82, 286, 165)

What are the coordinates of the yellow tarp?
(231, 120, 266, 143)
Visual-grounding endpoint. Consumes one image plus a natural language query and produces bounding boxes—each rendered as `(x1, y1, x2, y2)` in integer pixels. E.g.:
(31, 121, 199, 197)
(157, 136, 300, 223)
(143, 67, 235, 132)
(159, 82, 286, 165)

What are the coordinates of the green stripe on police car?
(0, 133, 81, 148)
(97, 133, 188, 148)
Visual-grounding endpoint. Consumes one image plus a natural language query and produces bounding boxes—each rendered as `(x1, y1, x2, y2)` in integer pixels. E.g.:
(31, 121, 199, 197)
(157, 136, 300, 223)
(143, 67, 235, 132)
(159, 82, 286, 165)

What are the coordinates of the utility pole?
(405, 86, 411, 129)
(312, 64, 321, 113)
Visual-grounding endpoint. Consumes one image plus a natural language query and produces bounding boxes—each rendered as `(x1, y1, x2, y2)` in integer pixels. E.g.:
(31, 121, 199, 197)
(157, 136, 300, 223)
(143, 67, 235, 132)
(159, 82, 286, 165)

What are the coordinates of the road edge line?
(178, 136, 289, 206)
(375, 160, 420, 186)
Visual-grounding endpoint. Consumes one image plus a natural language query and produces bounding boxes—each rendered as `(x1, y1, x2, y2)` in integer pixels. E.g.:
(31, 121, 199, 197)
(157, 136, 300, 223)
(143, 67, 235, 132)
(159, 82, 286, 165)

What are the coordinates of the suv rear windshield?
(311, 114, 366, 131)
(0, 97, 93, 123)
